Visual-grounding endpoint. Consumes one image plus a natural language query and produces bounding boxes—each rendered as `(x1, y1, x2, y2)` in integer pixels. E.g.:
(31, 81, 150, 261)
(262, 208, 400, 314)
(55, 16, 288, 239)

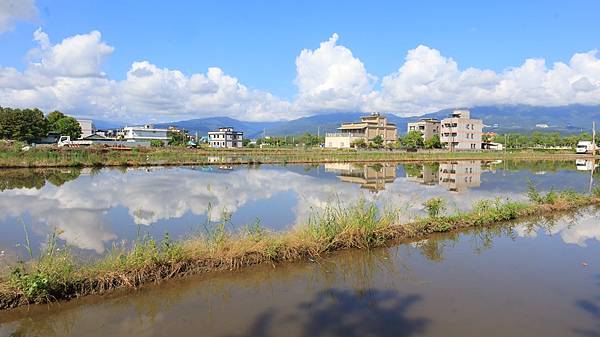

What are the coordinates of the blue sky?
(1, 0, 600, 122)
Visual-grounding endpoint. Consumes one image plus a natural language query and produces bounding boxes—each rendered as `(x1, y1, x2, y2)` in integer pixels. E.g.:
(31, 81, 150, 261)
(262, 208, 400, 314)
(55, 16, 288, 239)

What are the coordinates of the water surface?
(0, 160, 597, 260)
(1, 208, 599, 337)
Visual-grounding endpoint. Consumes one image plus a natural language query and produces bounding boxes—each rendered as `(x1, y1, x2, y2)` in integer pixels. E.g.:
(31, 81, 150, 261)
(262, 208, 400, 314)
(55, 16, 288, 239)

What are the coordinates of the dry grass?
(1, 188, 599, 310)
(0, 143, 585, 168)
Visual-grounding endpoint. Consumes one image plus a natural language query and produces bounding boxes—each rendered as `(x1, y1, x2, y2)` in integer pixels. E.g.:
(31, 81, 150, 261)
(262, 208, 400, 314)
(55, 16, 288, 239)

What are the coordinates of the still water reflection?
(1, 209, 599, 337)
(0, 160, 598, 260)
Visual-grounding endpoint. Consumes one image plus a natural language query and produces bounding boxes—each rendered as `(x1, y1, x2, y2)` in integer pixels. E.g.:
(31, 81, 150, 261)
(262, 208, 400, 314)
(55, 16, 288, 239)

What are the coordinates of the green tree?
(371, 135, 384, 148)
(168, 131, 186, 146)
(351, 138, 367, 149)
(242, 138, 251, 146)
(150, 139, 164, 147)
(0, 107, 48, 143)
(46, 110, 65, 127)
(402, 131, 424, 148)
(45, 110, 81, 139)
(53, 116, 82, 139)
(423, 134, 441, 149)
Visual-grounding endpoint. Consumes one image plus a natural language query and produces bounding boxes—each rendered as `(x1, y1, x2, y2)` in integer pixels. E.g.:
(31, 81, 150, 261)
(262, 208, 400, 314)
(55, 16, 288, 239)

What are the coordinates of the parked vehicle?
(57, 135, 150, 148)
(576, 141, 595, 154)
(57, 136, 93, 147)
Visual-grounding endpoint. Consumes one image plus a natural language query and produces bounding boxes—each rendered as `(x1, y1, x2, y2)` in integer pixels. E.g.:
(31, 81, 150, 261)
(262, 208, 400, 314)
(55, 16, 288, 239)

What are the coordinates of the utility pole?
(590, 121, 597, 193)
(593, 121, 596, 156)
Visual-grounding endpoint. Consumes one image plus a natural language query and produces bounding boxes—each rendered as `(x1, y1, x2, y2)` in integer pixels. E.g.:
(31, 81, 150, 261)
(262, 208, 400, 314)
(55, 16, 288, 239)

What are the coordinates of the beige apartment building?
(407, 118, 441, 140)
(440, 109, 483, 150)
(325, 113, 397, 148)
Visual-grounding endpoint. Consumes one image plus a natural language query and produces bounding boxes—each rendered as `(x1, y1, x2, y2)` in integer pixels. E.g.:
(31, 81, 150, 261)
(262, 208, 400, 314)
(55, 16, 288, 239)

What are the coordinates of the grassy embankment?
(0, 141, 588, 168)
(1, 184, 599, 310)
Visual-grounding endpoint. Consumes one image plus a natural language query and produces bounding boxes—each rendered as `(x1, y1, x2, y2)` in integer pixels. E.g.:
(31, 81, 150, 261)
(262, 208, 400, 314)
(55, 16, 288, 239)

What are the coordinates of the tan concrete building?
(440, 109, 483, 150)
(325, 113, 397, 148)
(407, 118, 441, 140)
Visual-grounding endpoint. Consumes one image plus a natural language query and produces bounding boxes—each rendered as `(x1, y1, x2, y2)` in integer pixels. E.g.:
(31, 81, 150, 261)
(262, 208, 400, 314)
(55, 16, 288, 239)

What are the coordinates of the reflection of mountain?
(324, 163, 396, 191)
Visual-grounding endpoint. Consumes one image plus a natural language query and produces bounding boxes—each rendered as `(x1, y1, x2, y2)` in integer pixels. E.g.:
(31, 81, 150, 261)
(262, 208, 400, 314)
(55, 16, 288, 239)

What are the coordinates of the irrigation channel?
(0, 159, 599, 336)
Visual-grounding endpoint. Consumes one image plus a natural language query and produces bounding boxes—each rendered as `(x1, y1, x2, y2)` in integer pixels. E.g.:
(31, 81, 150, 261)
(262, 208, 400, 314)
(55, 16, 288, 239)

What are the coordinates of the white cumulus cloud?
(0, 0, 37, 33)
(294, 33, 376, 112)
(1, 30, 600, 121)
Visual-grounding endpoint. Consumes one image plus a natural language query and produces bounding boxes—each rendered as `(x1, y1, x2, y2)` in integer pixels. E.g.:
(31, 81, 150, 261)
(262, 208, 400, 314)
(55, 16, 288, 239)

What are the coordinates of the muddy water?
(0, 160, 598, 261)
(1, 208, 600, 337)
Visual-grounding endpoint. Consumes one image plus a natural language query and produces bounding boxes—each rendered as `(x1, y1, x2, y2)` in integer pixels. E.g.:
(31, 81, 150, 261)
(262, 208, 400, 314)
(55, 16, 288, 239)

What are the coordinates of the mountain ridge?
(96, 104, 600, 138)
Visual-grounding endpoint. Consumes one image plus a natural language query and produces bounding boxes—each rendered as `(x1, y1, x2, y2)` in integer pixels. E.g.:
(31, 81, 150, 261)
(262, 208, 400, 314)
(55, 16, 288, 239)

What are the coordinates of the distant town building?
(440, 109, 483, 151)
(123, 124, 169, 143)
(325, 113, 397, 148)
(77, 119, 95, 139)
(407, 118, 441, 140)
(208, 127, 244, 148)
(535, 123, 549, 128)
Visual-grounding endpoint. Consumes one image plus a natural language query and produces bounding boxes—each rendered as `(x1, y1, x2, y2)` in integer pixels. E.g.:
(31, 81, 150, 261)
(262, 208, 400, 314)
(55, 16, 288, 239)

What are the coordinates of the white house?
(208, 127, 244, 148)
(123, 125, 169, 143)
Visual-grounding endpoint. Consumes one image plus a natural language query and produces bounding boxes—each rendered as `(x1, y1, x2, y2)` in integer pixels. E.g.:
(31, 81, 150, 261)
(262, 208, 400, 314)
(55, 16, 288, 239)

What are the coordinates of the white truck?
(57, 135, 150, 148)
(576, 141, 596, 154)
(57, 136, 93, 147)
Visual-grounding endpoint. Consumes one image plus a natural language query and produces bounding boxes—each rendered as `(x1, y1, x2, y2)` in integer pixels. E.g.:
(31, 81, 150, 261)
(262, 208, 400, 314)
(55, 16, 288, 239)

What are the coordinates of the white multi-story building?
(407, 118, 441, 141)
(77, 119, 95, 139)
(123, 125, 169, 143)
(440, 109, 483, 151)
(208, 127, 244, 148)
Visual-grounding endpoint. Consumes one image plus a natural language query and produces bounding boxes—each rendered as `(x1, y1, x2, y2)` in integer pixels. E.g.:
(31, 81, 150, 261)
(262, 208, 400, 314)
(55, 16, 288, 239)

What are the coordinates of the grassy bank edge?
(1, 187, 599, 310)
(0, 145, 592, 168)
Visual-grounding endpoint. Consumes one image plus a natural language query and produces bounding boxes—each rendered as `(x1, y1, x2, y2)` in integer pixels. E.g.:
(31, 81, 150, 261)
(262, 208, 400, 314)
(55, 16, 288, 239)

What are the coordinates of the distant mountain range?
(95, 104, 600, 138)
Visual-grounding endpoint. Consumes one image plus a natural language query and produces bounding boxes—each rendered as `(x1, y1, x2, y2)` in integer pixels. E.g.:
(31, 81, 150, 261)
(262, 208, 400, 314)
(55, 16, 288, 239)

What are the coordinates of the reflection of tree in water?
(227, 288, 428, 337)
(573, 274, 600, 337)
(519, 207, 589, 238)
(313, 248, 404, 291)
(0, 168, 82, 191)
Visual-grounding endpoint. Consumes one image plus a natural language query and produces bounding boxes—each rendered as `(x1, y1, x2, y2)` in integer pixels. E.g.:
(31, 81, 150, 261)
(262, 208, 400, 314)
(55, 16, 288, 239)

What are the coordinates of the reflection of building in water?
(439, 161, 482, 192)
(324, 163, 396, 191)
(576, 159, 598, 171)
(405, 164, 439, 185)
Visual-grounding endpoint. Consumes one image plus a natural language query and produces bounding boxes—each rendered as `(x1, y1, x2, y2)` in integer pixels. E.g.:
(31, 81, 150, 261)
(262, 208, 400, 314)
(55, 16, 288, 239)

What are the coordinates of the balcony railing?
(326, 132, 366, 137)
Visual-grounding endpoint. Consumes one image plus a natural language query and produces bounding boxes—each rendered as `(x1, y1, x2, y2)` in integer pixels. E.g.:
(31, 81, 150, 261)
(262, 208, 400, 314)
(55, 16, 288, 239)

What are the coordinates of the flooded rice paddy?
(0, 160, 597, 260)
(1, 159, 600, 336)
(1, 207, 600, 336)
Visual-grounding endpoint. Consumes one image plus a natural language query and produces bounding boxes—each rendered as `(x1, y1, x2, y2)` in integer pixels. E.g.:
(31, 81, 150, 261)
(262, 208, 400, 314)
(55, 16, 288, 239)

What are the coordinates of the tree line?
(0, 107, 81, 143)
(488, 131, 597, 148)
